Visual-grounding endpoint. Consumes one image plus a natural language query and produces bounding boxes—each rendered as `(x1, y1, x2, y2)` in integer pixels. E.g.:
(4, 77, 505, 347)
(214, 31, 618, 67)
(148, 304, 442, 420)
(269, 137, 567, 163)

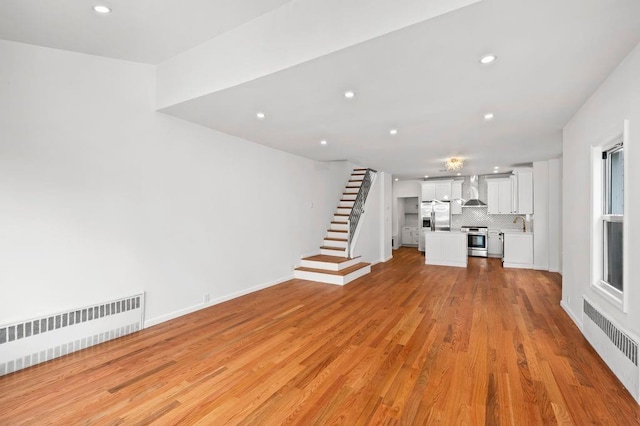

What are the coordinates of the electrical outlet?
(204, 293, 210, 303)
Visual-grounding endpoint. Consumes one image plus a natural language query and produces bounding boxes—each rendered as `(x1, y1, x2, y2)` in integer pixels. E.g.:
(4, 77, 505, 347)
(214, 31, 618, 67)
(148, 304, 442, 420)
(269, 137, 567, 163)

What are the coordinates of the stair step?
(320, 245, 346, 251)
(325, 237, 347, 242)
(354, 168, 367, 171)
(331, 221, 348, 224)
(327, 230, 347, 239)
(294, 262, 372, 285)
(299, 255, 362, 271)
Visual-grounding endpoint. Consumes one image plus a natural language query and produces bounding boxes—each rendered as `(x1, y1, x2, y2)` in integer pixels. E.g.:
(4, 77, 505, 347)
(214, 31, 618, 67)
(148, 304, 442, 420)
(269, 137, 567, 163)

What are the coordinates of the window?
(601, 143, 623, 293)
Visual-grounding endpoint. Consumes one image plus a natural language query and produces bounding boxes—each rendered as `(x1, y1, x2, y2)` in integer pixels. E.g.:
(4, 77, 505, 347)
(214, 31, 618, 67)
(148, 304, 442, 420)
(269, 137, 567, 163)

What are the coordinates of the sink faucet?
(513, 216, 526, 232)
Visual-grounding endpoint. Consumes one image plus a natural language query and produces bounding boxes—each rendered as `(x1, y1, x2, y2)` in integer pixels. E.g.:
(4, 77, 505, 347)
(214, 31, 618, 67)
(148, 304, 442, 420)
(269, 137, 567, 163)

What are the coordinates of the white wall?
(563, 41, 640, 337)
(352, 172, 392, 264)
(0, 40, 354, 327)
(548, 157, 562, 273)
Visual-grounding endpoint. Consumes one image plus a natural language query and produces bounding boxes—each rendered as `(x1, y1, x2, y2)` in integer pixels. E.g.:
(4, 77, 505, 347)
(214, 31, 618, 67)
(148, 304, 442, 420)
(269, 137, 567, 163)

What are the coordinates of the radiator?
(0, 294, 144, 376)
(582, 297, 639, 402)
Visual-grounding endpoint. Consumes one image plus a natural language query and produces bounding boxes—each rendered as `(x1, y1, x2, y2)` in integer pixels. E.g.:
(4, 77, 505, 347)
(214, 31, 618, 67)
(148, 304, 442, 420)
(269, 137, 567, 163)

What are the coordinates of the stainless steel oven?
(461, 226, 488, 257)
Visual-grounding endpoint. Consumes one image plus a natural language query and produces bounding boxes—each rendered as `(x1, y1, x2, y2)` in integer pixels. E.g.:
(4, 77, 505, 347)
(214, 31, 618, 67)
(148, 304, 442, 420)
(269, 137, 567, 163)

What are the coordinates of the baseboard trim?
(144, 274, 294, 328)
(382, 255, 393, 262)
(561, 300, 582, 330)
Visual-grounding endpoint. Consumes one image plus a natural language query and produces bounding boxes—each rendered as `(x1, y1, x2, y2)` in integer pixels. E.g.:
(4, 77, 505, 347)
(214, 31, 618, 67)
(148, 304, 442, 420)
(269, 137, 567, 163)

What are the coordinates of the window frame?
(590, 120, 628, 313)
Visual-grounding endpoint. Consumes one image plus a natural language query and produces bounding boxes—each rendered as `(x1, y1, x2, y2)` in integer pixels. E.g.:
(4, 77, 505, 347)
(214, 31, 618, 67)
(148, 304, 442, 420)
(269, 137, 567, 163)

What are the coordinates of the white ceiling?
(0, 0, 293, 64)
(2, 0, 640, 179)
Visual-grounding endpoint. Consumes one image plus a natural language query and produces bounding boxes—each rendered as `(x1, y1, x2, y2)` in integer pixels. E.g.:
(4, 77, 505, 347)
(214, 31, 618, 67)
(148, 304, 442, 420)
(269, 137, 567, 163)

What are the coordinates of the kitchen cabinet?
(503, 232, 533, 268)
(487, 229, 502, 257)
(421, 180, 452, 202)
(487, 178, 513, 214)
(513, 169, 533, 214)
(424, 231, 467, 267)
(402, 226, 419, 246)
(451, 180, 463, 214)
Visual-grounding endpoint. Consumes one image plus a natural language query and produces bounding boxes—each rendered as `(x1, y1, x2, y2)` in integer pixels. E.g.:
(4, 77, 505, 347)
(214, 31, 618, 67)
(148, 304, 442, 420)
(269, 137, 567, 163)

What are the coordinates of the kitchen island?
(424, 230, 467, 267)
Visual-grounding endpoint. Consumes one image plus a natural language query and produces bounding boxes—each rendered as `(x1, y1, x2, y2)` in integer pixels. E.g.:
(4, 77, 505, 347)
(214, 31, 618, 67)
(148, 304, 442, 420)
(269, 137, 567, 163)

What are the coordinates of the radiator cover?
(0, 294, 144, 376)
(582, 297, 639, 402)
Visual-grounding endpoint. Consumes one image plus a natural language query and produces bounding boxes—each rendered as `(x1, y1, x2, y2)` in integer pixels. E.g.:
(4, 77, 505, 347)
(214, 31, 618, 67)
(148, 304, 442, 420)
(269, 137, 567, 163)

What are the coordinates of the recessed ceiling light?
(424, 175, 429, 178)
(480, 54, 497, 65)
(484, 113, 494, 121)
(394, 178, 399, 182)
(494, 166, 499, 169)
(320, 140, 328, 145)
(389, 129, 398, 135)
(93, 5, 111, 14)
(456, 173, 461, 176)
(344, 91, 355, 99)
(256, 112, 265, 120)
(493, 170, 499, 173)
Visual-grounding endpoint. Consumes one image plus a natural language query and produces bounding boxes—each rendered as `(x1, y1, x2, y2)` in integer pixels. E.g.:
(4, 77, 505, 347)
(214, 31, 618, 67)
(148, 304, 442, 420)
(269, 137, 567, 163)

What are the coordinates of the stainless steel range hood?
(462, 175, 487, 207)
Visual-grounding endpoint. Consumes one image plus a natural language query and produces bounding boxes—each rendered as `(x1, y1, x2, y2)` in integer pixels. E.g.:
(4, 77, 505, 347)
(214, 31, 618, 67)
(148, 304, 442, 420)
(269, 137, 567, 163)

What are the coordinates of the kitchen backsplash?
(450, 175, 533, 231)
(452, 208, 530, 231)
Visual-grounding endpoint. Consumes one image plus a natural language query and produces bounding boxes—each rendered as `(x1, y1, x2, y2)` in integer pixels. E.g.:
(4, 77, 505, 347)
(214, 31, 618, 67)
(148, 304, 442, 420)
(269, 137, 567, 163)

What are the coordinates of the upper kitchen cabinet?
(487, 178, 513, 214)
(512, 169, 533, 214)
(421, 180, 452, 202)
(487, 169, 534, 215)
(451, 180, 463, 214)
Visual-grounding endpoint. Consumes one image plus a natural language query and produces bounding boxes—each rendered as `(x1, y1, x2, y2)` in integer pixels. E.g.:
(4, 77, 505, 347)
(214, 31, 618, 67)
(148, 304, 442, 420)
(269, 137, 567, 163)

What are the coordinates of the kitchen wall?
(451, 175, 529, 231)
(0, 39, 389, 328)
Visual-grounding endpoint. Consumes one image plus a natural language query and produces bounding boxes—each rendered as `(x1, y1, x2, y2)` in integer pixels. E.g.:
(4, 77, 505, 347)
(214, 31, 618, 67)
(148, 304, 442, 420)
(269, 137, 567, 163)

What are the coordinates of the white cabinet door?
(498, 179, 513, 214)
(503, 233, 533, 267)
(401, 227, 412, 245)
(487, 180, 500, 214)
(451, 181, 463, 214)
(488, 178, 512, 214)
(435, 181, 452, 201)
(487, 232, 502, 256)
(516, 170, 533, 214)
(421, 183, 436, 201)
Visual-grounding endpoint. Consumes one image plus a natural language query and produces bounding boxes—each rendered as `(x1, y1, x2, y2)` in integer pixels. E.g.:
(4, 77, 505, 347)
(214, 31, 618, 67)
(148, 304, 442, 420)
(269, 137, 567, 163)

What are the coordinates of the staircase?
(294, 168, 374, 285)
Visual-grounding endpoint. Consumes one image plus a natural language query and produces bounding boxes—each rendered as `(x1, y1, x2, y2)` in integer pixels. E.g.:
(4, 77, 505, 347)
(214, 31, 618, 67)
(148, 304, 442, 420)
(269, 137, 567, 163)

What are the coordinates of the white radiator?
(0, 294, 144, 376)
(582, 297, 639, 402)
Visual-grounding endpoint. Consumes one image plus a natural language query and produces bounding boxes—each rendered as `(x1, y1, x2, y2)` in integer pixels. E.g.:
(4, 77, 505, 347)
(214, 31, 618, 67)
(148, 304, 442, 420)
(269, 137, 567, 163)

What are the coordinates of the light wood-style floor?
(1, 248, 639, 425)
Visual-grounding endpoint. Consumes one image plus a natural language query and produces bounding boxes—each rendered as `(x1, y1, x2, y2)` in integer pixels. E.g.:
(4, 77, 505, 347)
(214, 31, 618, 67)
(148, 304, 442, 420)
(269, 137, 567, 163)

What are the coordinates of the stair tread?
(334, 214, 349, 216)
(302, 255, 361, 263)
(328, 229, 347, 233)
(295, 262, 371, 276)
(320, 246, 346, 251)
(331, 221, 348, 224)
(325, 237, 347, 242)
(354, 168, 367, 171)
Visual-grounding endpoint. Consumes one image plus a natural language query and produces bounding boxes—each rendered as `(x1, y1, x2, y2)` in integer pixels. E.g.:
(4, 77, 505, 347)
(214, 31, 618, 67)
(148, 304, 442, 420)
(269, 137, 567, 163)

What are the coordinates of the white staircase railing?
(346, 168, 376, 258)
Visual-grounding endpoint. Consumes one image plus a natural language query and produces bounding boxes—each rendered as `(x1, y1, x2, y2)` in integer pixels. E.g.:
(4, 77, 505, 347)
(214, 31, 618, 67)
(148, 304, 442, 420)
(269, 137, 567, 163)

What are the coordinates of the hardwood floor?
(1, 247, 639, 425)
